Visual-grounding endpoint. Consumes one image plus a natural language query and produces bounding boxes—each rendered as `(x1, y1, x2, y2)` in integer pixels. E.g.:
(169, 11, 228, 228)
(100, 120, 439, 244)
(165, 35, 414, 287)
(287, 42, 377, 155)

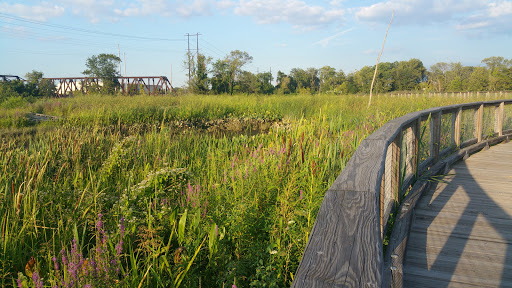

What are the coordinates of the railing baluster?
(453, 107, 462, 148)
(430, 112, 442, 162)
(476, 104, 484, 142)
(414, 118, 421, 178)
(383, 135, 401, 238)
(496, 102, 504, 136)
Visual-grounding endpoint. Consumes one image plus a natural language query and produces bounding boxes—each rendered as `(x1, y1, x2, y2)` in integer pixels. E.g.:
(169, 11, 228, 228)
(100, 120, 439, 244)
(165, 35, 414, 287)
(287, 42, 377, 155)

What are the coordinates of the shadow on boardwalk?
(404, 146, 512, 287)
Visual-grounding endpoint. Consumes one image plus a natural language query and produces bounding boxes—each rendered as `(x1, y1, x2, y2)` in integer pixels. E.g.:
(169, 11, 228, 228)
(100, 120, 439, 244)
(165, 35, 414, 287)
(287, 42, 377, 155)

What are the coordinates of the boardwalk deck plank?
(404, 141, 512, 287)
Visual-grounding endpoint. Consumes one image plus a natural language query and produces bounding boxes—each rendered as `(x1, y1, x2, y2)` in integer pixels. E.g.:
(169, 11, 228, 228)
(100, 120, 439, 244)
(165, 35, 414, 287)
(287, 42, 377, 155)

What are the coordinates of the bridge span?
(43, 76, 175, 97)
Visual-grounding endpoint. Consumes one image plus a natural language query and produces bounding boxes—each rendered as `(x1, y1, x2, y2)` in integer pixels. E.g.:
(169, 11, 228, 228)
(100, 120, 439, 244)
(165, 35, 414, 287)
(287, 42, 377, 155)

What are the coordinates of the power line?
(0, 25, 183, 54)
(0, 12, 185, 42)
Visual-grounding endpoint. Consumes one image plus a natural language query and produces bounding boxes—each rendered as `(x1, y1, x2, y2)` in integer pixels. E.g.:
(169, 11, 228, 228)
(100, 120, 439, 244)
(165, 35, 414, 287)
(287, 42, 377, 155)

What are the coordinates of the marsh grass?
(1, 92, 510, 287)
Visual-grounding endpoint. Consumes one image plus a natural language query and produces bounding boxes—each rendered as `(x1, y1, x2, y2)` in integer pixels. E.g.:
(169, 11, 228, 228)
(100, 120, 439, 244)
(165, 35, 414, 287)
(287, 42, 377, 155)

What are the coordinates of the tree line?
(186, 53, 512, 95)
(1, 54, 511, 105)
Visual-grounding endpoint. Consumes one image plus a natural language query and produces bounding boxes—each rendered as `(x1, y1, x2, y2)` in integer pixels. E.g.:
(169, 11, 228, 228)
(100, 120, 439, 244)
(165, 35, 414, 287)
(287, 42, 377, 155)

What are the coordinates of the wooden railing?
(292, 100, 512, 288)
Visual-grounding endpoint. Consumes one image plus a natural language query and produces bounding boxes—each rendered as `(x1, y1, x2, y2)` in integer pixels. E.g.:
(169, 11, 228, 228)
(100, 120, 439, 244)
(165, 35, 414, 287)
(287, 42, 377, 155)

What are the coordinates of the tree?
(467, 67, 489, 91)
(256, 72, 274, 94)
(275, 71, 296, 94)
(191, 54, 211, 94)
(392, 59, 426, 91)
(226, 50, 253, 95)
(25, 70, 44, 84)
(24, 70, 56, 97)
(482, 57, 512, 91)
(237, 71, 258, 94)
(319, 66, 346, 93)
(373, 62, 394, 93)
(211, 59, 230, 94)
(290, 68, 319, 94)
(83, 53, 121, 94)
(445, 62, 472, 92)
(428, 62, 449, 92)
(353, 65, 374, 93)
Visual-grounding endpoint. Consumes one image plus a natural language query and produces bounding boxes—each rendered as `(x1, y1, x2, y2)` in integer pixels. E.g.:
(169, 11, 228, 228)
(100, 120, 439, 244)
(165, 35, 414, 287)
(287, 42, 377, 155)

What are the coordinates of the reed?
(0, 92, 510, 287)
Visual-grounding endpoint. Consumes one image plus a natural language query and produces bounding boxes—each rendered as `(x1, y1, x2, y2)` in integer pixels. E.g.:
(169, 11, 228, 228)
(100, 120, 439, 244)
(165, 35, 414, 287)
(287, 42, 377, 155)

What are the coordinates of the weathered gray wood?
(495, 102, 504, 136)
(382, 135, 401, 236)
(453, 107, 462, 148)
(294, 100, 512, 288)
(331, 139, 387, 193)
(430, 112, 442, 162)
(403, 141, 512, 287)
(475, 104, 484, 142)
(383, 180, 430, 288)
(291, 189, 382, 287)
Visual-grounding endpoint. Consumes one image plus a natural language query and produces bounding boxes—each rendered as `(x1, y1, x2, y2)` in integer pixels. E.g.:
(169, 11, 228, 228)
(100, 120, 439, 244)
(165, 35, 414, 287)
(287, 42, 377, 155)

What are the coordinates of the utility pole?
(186, 33, 191, 84)
(118, 44, 121, 76)
(196, 33, 201, 60)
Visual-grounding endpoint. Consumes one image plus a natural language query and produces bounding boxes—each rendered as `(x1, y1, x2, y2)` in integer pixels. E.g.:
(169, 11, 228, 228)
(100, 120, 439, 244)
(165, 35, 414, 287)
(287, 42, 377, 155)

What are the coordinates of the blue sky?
(1, 0, 511, 87)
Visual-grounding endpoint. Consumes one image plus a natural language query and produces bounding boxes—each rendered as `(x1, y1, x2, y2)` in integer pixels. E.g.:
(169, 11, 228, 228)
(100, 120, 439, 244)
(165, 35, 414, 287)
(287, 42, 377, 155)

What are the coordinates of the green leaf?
(178, 209, 187, 245)
(208, 223, 218, 259)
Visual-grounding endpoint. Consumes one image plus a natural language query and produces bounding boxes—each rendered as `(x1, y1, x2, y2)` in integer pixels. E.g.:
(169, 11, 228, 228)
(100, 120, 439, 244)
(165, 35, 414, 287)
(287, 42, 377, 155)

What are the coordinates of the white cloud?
(487, 1, 512, 17)
(234, 0, 345, 30)
(114, 0, 228, 19)
(215, 0, 236, 9)
(175, 0, 213, 17)
(114, 0, 170, 17)
(362, 49, 378, 55)
(355, 0, 488, 24)
(314, 27, 353, 48)
(355, 0, 512, 35)
(56, 0, 116, 22)
(455, 1, 512, 34)
(455, 21, 490, 30)
(0, 2, 65, 21)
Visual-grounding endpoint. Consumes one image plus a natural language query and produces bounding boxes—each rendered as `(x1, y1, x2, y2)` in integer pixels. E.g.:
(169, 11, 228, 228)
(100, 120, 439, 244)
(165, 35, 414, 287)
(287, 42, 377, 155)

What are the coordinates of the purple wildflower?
(16, 278, 22, 288)
(61, 249, 68, 267)
(96, 213, 103, 230)
(116, 241, 123, 256)
(299, 190, 303, 200)
(52, 256, 59, 271)
(71, 239, 78, 259)
(119, 217, 125, 238)
(32, 271, 43, 288)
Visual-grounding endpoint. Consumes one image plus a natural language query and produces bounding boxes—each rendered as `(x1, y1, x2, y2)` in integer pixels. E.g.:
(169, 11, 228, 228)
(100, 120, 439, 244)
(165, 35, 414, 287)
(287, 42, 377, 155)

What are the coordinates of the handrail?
(292, 99, 512, 287)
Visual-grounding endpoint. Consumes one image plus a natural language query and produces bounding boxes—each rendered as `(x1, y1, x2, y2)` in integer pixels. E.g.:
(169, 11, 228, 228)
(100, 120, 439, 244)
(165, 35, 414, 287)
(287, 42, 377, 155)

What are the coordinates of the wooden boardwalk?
(404, 141, 512, 287)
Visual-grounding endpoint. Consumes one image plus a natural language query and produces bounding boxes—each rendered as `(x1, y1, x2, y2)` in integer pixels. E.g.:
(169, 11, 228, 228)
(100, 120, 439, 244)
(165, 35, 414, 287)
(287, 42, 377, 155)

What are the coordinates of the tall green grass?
(1, 92, 509, 287)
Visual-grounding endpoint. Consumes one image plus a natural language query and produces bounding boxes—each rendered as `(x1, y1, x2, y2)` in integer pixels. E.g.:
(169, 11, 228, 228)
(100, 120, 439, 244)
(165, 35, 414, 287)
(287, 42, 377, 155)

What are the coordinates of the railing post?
(430, 112, 441, 162)
(452, 107, 462, 148)
(383, 135, 401, 239)
(413, 119, 420, 177)
(475, 104, 484, 142)
(495, 102, 504, 136)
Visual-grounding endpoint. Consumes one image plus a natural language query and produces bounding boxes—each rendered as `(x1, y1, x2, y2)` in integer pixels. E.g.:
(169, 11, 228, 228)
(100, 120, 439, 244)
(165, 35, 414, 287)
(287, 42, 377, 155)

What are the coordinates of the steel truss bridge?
(43, 76, 176, 97)
(0, 75, 25, 81)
